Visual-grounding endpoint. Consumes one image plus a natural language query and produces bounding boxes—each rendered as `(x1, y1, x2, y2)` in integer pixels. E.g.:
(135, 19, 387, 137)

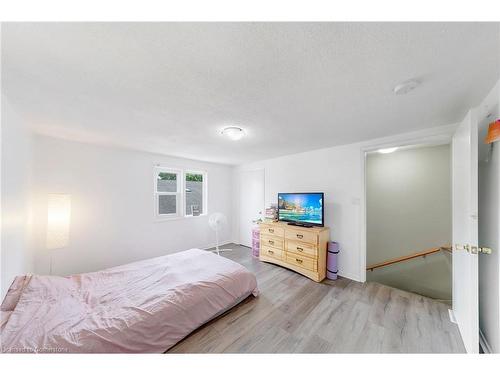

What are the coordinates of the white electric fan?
(208, 212, 232, 255)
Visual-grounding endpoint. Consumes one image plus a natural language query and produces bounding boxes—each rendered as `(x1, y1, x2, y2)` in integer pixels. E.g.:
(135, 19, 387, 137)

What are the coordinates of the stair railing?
(366, 245, 452, 272)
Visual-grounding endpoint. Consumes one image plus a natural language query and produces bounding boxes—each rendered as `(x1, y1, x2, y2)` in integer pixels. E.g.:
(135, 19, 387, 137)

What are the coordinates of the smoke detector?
(393, 79, 420, 95)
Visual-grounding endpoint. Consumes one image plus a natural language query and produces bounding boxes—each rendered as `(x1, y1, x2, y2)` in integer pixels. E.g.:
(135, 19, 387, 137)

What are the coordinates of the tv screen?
(278, 192, 324, 226)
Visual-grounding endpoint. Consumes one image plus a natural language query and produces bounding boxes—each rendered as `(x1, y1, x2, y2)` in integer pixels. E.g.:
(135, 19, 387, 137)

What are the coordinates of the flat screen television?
(278, 192, 324, 227)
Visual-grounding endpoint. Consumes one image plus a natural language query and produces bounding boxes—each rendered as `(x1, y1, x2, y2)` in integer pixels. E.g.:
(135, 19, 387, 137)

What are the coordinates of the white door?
(239, 169, 265, 247)
(452, 108, 479, 353)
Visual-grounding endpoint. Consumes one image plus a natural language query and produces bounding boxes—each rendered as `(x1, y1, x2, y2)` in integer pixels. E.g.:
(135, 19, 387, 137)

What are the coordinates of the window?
(154, 168, 207, 219)
(155, 169, 181, 217)
(185, 172, 206, 216)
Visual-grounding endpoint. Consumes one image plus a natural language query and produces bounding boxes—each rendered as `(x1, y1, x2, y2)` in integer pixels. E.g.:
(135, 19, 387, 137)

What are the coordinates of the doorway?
(360, 108, 486, 353)
(365, 143, 452, 301)
(478, 101, 500, 353)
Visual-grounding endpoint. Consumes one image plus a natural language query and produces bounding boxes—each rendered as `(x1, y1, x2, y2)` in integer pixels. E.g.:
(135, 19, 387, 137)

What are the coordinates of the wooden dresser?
(258, 221, 330, 282)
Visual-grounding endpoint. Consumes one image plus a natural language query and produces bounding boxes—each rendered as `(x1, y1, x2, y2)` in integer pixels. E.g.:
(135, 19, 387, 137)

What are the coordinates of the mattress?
(0, 249, 258, 353)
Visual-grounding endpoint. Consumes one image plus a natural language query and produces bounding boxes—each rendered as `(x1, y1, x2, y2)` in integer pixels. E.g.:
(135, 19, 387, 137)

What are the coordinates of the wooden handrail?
(441, 245, 452, 253)
(367, 245, 452, 271)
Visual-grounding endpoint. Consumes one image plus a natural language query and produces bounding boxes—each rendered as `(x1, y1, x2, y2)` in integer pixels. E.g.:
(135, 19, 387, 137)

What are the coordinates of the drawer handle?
(269, 240, 274, 245)
(295, 258, 303, 264)
(268, 250, 274, 254)
(296, 247, 303, 252)
(296, 234, 303, 239)
(269, 229, 274, 233)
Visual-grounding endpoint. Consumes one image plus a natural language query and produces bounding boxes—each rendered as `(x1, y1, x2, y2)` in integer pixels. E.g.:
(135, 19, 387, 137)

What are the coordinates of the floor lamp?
(46, 194, 71, 275)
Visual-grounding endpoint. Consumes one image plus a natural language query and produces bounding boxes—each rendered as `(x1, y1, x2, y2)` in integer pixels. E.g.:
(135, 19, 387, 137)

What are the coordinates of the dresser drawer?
(285, 253, 317, 271)
(260, 225, 284, 237)
(261, 235, 284, 250)
(286, 240, 318, 258)
(285, 228, 317, 244)
(261, 245, 283, 260)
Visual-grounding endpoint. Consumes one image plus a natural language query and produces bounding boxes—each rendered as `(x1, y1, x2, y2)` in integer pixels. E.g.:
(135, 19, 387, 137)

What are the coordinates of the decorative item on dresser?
(251, 226, 260, 257)
(258, 221, 330, 282)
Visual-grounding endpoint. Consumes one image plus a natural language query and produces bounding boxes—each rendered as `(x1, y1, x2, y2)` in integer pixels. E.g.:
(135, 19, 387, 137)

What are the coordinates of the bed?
(0, 249, 258, 353)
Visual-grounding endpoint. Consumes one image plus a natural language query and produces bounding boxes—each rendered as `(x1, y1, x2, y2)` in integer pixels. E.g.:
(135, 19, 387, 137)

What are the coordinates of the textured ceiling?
(2, 22, 499, 164)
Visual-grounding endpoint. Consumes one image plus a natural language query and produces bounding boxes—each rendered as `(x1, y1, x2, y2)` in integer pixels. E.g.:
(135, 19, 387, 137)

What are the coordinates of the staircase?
(366, 246, 452, 301)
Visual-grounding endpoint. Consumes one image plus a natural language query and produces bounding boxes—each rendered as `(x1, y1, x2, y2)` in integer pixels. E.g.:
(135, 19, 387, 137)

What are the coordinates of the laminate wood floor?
(168, 244, 465, 353)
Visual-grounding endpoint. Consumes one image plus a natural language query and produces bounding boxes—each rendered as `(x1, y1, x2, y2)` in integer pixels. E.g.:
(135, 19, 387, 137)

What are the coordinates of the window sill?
(154, 213, 207, 222)
(184, 214, 207, 219)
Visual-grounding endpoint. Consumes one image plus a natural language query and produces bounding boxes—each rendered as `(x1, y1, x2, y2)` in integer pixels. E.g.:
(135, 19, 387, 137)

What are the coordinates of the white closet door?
(239, 169, 265, 247)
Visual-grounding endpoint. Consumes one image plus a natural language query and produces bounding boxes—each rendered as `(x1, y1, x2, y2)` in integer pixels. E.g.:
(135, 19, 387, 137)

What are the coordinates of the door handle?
(455, 244, 470, 251)
(454, 244, 491, 254)
(479, 247, 492, 255)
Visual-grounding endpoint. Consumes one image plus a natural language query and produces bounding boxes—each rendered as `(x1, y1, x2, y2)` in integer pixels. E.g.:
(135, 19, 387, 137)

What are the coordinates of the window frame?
(154, 167, 182, 219)
(153, 167, 208, 221)
(183, 170, 208, 218)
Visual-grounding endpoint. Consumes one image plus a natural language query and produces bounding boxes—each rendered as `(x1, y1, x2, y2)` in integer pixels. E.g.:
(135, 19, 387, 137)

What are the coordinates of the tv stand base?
(287, 222, 314, 228)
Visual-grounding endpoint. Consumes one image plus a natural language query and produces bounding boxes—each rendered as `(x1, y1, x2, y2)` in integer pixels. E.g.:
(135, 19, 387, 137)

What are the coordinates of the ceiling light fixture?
(393, 79, 420, 95)
(378, 147, 398, 154)
(221, 126, 245, 141)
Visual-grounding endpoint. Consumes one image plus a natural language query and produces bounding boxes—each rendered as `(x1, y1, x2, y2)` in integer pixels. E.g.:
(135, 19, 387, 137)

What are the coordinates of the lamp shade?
(46, 194, 71, 249)
(485, 119, 500, 144)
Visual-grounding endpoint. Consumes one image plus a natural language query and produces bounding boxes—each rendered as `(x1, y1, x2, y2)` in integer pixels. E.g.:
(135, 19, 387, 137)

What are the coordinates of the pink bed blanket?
(0, 249, 258, 353)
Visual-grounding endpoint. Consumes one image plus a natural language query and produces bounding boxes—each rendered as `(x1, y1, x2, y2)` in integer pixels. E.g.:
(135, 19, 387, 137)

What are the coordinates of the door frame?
(359, 125, 457, 282)
(451, 108, 480, 353)
(477, 81, 500, 354)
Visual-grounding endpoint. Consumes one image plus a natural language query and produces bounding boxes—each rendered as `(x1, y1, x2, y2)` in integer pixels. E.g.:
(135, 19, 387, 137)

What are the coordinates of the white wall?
(233, 125, 457, 282)
(31, 135, 234, 276)
(478, 80, 500, 353)
(1, 98, 34, 299)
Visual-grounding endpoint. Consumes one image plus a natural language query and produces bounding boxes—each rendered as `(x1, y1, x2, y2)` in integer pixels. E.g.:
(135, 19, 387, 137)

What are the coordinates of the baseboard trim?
(338, 271, 361, 282)
(479, 329, 493, 354)
(448, 309, 457, 324)
(202, 241, 233, 251)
